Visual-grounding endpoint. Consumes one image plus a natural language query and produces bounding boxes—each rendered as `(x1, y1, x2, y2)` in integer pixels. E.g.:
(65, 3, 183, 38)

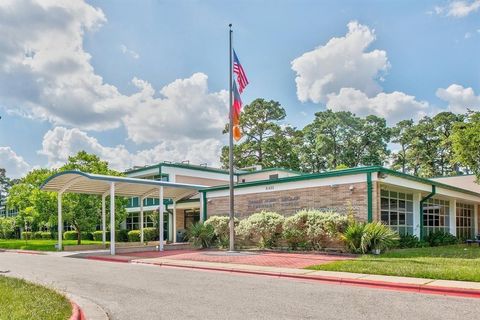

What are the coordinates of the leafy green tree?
(298, 110, 390, 171)
(221, 99, 300, 170)
(391, 120, 415, 173)
(8, 151, 127, 244)
(59, 151, 127, 244)
(451, 112, 480, 179)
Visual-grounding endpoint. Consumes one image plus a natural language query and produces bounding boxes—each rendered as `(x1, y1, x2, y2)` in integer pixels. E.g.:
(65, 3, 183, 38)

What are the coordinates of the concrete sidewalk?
(130, 256, 480, 298)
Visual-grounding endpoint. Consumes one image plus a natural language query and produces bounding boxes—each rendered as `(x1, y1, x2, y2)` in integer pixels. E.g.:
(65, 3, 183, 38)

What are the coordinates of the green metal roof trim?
(201, 166, 480, 197)
(237, 167, 305, 176)
(125, 162, 237, 175)
(41, 170, 204, 191)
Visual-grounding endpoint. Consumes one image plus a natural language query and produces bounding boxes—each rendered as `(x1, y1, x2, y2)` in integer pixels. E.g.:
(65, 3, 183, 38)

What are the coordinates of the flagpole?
(228, 23, 235, 252)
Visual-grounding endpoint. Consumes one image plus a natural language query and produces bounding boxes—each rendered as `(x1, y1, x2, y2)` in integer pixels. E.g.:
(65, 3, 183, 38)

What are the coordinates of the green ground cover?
(307, 244, 480, 282)
(0, 239, 106, 251)
(0, 276, 71, 320)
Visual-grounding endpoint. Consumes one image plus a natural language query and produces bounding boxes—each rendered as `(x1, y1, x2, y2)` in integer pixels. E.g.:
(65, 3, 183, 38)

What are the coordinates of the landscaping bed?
(307, 244, 480, 282)
(0, 276, 72, 320)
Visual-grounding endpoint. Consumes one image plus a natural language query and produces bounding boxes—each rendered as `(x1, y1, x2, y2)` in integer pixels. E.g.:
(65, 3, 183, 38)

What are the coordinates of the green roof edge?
(201, 166, 480, 197)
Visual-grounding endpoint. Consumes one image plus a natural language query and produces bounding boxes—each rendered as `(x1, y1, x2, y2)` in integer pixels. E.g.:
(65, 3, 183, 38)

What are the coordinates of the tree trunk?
(77, 227, 81, 245)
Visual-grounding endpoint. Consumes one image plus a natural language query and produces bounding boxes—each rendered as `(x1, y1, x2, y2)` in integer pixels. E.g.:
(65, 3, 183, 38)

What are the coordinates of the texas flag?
(232, 81, 242, 141)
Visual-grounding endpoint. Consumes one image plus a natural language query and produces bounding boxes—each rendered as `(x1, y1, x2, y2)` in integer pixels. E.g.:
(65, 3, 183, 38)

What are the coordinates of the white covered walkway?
(41, 171, 206, 255)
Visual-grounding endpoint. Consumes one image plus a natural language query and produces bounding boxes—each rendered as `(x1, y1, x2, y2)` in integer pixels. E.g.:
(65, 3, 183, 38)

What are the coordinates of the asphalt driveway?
(1, 251, 479, 320)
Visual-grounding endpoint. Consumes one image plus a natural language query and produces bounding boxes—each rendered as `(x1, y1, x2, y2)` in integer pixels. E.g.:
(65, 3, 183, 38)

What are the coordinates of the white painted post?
(474, 204, 479, 236)
(57, 193, 63, 251)
(199, 194, 205, 223)
(172, 201, 177, 243)
(159, 187, 164, 251)
(110, 182, 116, 255)
(413, 192, 421, 238)
(140, 197, 144, 244)
(102, 194, 106, 246)
(449, 199, 457, 236)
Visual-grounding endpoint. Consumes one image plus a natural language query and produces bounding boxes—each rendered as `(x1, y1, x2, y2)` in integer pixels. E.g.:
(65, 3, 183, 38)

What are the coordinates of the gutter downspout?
(202, 191, 207, 221)
(367, 172, 373, 223)
(420, 185, 436, 240)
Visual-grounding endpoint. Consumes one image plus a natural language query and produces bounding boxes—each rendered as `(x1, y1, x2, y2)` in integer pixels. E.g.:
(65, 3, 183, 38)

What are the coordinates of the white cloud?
(0, 147, 31, 178)
(0, 0, 229, 146)
(435, 0, 480, 18)
(123, 73, 228, 144)
(465, 32, 473, 39)
(120, 44, 139, 59)
(0, 0, 132, 130)
(291, 21, 389, 103)
(436, 84, 480, 113)
(326, 88, 429, 124)
(39, 127, 223, 171)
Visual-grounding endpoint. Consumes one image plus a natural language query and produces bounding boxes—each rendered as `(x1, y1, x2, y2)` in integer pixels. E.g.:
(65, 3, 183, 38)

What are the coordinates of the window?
(184, 209, 200, 229)
(456, 203, 474, 239)
(423, 198, 450, 236)
(126, 212, 155, 230)
(380, 189, 414, 235)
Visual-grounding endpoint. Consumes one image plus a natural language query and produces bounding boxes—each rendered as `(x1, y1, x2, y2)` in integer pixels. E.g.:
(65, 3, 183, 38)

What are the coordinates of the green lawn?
(0, 276, 72, 320)
(307, 245, 480, 282)
(0, 239, 106, 251)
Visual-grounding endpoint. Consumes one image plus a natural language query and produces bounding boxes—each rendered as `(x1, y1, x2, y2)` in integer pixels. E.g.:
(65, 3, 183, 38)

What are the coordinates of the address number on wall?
(265, 185, 274, 190)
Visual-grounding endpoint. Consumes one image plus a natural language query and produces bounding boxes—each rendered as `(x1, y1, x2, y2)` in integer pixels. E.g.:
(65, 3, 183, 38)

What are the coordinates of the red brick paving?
(114, 250, 354, 268)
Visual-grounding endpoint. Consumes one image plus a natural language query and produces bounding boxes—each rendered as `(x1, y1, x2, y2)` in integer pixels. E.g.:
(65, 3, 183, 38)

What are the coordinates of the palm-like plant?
(186, 223, 215, 248)
(341, 221, 366, 254)
(362, 222, 399, 253)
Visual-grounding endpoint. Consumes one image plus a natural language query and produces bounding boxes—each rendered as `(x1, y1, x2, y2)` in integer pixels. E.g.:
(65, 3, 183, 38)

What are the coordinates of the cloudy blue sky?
(0, 0, 479, 178)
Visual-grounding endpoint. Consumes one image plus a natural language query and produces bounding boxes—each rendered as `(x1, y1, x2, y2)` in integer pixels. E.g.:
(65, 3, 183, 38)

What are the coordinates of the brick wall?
(175, 209, 185, 230)
(206, 182, 370, 221)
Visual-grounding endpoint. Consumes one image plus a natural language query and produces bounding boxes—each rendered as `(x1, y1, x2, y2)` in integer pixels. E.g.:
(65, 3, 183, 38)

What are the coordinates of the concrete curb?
(1, 249, 45, 255)
(69, 301, 86, 320)
(134, 260, 480, 299)
(67, 293, 110, 320)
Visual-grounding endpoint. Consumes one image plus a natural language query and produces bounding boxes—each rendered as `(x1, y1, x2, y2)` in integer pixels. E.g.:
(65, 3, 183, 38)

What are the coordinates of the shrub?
(128, 230, 141, 242)
(342, 221, 398, 254)
(40, 232, 52, 240)
(0, 218, 16, 239)
(186, 223, 215, 248)
(143, 227, 158, 241)
(236, 211, 284, 248)
(81, 232, 93, 241)
(305, 210, 348, 250)
(282, 211, 309, 249)
(33, 231, 43, 240)
(425, 230, 458, 247)
(204, 216, 238, 248)
(21, 231, 33, 240)
(93, 231, 106, 241)
(116, 229, 129, 242)
(398, 234, 424, 248)
(63, 231, 77, 240)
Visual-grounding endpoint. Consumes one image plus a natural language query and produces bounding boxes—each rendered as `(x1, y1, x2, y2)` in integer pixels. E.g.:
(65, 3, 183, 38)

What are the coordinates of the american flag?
(233, 49, 249, 93)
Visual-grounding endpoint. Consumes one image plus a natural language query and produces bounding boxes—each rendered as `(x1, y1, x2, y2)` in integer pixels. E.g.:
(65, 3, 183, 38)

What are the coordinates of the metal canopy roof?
(41, 171, 205, 200)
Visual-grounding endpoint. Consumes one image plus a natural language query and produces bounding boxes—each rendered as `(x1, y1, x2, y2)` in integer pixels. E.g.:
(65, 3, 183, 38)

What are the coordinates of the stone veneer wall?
(206, 182, 373, 221)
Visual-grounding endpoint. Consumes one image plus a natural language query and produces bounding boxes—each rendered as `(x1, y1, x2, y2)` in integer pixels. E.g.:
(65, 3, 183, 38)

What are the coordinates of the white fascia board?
(162, 166, 230, 181)
(380, 175, 432, 193)
(126, 168, 159, 178)
(436, 187, 480, 203)
(206, 173, 367, 198)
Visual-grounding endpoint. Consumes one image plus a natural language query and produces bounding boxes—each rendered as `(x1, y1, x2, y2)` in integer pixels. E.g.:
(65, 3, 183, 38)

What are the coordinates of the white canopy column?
(172, 201, 177, 243)
(57, 193, 63, 251)
(101, 192, 108, 246)
(159, 187, 164, 251)
(140, 197, 144, 244)
(110, 182, 116, 255)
